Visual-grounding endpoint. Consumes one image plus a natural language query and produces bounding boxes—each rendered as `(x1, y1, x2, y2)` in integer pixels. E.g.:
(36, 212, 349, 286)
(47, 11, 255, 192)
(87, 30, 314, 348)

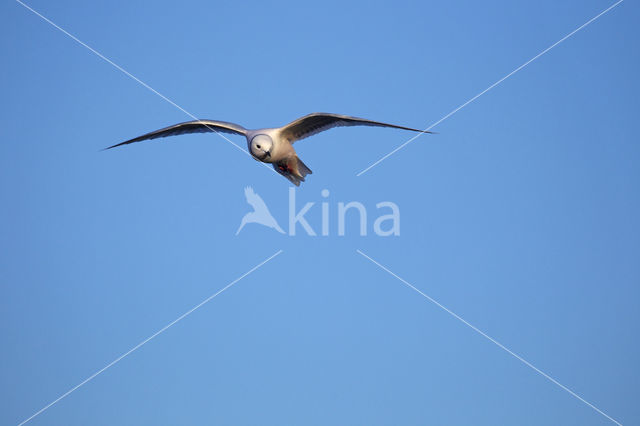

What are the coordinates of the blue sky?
(1, 0, 639, 424)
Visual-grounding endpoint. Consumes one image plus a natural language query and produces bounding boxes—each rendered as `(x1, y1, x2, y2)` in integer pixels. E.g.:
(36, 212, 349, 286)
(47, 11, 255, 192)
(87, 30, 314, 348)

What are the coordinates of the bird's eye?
(256, 144, 261, 149)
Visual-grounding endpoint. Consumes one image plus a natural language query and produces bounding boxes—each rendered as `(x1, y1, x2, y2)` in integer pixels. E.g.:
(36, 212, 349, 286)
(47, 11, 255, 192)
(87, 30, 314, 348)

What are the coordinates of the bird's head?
(249, 134, 273, 161)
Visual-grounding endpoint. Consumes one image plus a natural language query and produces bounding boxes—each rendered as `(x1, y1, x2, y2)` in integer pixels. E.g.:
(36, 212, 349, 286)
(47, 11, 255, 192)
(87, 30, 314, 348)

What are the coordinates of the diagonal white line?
(15, 0, 276, 173)
(356, 0, 624, 177)
(356, 249, 622, 425)
(17, 249, 283, 426)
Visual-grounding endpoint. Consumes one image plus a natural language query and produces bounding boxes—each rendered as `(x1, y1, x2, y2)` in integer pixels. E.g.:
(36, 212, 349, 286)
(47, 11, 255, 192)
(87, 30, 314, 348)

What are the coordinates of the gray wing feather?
(279, 112, 433, 143)
(105, 120, 246, 150)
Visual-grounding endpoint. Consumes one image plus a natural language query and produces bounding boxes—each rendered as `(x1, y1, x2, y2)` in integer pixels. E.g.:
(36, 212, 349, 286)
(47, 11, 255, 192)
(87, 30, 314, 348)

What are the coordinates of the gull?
(106, 113, 433, 186)
(236, 186, 284, 235)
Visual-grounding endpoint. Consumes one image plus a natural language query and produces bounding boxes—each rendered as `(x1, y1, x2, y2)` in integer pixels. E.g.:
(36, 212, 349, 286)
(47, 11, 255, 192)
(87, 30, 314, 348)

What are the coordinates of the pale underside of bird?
(105, 112, 433, 186)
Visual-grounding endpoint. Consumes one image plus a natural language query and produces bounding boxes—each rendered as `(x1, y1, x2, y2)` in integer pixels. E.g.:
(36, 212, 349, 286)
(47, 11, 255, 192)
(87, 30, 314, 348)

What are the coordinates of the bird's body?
(106, 113, 432, 186)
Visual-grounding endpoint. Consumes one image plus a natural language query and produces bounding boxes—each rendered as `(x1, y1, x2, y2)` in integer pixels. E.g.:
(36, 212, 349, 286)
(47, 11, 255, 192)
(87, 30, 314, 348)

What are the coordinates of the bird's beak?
(265, 151, 271, 158)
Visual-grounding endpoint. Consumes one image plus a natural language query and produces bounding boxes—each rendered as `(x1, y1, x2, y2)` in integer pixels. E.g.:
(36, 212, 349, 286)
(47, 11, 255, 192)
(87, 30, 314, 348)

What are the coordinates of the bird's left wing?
(279, 112, 433, 144)
(105, 120, 247, 150)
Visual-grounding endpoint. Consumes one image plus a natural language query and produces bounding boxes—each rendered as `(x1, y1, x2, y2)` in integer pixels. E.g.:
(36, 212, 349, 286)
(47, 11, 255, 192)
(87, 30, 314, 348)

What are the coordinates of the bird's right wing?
(105, 120, 247, 150)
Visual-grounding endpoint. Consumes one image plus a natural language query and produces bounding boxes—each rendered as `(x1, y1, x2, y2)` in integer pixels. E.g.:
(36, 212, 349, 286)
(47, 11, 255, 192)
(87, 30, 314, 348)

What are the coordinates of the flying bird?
(236, 187, 284, 235)
(106, 112, 433, 186)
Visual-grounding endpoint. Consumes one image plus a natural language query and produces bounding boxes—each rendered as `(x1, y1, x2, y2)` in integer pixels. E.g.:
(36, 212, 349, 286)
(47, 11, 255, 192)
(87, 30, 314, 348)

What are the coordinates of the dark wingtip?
(101, 141, 128, 151)
(404, 127, 437, 135)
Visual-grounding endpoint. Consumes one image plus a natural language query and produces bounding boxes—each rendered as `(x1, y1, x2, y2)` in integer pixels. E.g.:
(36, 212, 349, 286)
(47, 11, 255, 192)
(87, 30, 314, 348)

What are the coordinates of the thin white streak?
(356, 249, 622, 425)
(17, 250, 283, 426)
(15, 0, 276, 173)
(356, 0, 624, 176)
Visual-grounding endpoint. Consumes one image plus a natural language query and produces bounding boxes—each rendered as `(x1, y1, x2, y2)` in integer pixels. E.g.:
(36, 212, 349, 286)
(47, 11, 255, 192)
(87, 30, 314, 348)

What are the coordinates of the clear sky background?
(1, 0, 638, 425)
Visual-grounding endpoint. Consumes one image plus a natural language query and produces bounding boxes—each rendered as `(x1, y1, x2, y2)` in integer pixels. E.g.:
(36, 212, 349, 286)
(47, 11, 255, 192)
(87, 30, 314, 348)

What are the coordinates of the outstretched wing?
(244, 186, 270, 213)
(279, 112, 433, 143)
(105, 120, 247, 150)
